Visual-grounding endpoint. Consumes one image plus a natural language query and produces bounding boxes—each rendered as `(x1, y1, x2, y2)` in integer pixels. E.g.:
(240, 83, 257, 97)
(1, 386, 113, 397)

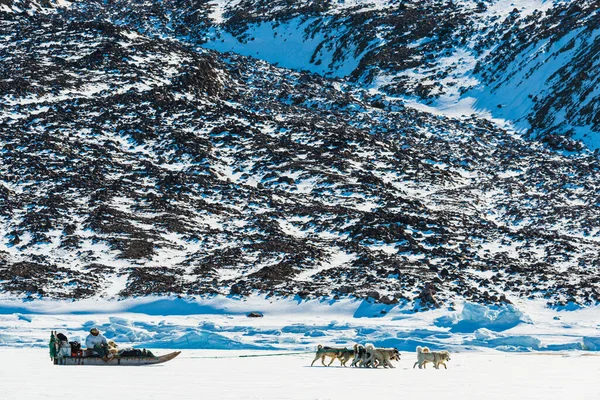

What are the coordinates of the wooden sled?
(53, 351, 181, 366)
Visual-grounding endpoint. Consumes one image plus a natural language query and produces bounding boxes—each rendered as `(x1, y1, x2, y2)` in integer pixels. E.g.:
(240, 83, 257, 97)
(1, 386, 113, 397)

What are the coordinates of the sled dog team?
(311, 344, 450, 369)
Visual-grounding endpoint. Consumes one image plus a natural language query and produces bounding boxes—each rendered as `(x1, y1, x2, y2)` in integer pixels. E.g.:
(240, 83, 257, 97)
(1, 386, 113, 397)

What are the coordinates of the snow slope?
(199, 0, 600, 148)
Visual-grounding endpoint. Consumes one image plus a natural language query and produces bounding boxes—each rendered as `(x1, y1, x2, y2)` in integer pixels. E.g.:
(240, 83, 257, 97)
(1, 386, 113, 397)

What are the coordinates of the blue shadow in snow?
(0, 306, 35, 315)
(353, 299, 397, 318)
(126, 298, 245, 316)
(140, 331, 276, 350)
(550, 302, 583, 311)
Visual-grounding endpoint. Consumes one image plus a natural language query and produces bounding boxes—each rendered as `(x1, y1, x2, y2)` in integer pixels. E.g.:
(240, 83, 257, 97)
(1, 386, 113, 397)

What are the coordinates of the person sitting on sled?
(86, 327, 109, 359)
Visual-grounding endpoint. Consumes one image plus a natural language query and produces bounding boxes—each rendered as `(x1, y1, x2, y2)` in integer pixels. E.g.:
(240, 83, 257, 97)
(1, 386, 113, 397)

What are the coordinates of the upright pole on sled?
(49, 330, 59, 365)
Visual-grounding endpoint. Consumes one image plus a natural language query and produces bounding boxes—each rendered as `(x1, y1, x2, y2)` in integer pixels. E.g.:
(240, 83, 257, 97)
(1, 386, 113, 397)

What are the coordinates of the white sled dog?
(413, 346, 451, 369)
(365, 343, 401, 368)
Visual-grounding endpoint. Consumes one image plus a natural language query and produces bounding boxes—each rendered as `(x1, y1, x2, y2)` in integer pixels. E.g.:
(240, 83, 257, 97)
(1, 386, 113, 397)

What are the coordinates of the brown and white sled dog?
(336, 348, 355, 367)
(413, 346, 451, 369)
(365, 343, 401, 368)
(311, 345, 346, 367)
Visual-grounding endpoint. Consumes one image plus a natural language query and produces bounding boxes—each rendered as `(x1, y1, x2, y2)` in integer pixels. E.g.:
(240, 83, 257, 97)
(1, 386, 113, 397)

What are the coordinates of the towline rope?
(182, 351, 314, 359)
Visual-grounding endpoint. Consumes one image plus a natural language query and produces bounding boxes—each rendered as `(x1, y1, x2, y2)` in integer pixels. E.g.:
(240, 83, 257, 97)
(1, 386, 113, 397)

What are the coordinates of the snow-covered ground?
(1, 297, 599, 398)
(1, 348, 599, 400)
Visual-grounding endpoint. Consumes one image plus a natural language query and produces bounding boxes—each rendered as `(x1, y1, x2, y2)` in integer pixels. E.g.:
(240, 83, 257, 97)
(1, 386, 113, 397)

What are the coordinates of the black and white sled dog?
(351, 343, 400, 368)
(351, 343, 367, 367)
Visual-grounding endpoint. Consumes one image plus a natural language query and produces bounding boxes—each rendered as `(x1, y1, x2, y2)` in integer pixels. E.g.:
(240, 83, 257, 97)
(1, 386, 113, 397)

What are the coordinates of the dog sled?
(49, 331, 181, 366)
(52, 350, 181, 366)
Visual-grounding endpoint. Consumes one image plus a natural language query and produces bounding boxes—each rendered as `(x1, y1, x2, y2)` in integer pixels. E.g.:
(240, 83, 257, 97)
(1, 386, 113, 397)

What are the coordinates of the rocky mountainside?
(5, 0, 597, 145)
(0, 0, 599, 308)
(24, 0, 595, 148)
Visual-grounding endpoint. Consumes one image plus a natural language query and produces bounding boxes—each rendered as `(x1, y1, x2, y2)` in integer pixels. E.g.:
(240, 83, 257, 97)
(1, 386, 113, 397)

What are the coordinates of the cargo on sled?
(49, 330, 180, 366)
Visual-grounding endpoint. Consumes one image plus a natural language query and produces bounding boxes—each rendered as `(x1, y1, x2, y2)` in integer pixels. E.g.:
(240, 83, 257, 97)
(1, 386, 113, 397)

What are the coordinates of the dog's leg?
(383, 354, 393, 368)
(321, 355, 327, 366)
(413, 361, 419, 369)
(311, 355, 320, 367)
(327, 356, 336, 367)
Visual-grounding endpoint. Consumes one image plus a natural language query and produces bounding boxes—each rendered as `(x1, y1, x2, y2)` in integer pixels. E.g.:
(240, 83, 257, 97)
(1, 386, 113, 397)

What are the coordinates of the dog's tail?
(317, 344, 323, 351)
(365, 343, 374, 351)
(416, 345, 429, 354)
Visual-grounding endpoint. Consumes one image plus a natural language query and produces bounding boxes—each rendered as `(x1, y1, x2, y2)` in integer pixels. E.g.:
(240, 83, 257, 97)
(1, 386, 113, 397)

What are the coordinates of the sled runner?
(53, 350, 181, 366)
